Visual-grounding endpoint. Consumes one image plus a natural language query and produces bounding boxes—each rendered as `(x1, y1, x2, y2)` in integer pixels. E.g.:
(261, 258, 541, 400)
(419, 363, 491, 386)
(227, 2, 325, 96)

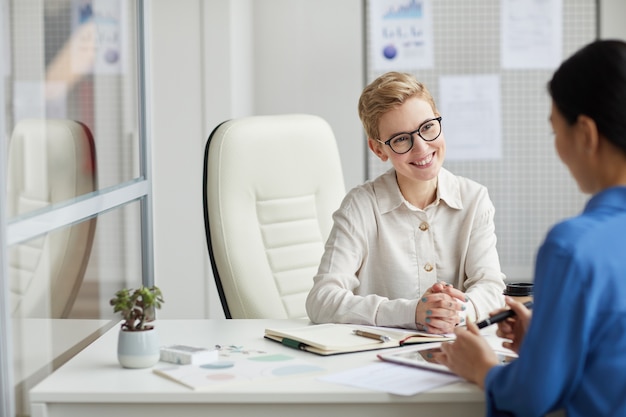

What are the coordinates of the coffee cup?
(503, 282, 533, 304)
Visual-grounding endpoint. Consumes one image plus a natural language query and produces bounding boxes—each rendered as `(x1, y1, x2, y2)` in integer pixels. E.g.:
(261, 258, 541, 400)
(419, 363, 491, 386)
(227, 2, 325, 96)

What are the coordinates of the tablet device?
(377, 342, 517, 374)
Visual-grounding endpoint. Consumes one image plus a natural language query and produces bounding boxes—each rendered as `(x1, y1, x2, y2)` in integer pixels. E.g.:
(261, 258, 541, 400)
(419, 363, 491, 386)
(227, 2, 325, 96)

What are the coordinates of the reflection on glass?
(7, 119, 97, 220)
(10, 201, 143, 416)
(7, 118, 97, 320)
(7, 0, 140, 218)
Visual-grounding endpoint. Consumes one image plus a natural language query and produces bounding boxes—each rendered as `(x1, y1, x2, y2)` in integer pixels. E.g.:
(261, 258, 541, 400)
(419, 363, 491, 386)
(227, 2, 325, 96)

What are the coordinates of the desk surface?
(13, 319, 111, 384)
(13, 319, 112, 417)
(30, 319, 488, 417)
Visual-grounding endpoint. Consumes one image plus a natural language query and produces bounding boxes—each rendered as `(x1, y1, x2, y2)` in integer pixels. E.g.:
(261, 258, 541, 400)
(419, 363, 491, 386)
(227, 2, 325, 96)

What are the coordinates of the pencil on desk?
(353, 329, 391, 343)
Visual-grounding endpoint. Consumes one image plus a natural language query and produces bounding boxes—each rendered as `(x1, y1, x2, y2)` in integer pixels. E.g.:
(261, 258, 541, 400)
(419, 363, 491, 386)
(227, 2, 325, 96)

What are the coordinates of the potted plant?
(110, 285, 164, 368)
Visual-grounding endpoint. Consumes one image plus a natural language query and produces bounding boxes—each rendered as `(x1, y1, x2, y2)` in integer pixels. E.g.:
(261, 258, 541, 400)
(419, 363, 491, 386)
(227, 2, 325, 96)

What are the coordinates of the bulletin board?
(365, 0, 597, 281)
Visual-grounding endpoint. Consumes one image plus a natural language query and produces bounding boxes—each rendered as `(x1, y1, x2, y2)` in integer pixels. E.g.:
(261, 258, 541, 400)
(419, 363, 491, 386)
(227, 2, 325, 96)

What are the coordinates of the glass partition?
(2, 1, 150, 416)
(11, 201, 143, 416)
(6, 0, 140, 217)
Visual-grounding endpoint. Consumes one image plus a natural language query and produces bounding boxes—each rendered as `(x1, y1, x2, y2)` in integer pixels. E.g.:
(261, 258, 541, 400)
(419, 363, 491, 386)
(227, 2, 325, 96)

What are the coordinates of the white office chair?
(7, 119, 97, 318)
(203, 114, 346, 319)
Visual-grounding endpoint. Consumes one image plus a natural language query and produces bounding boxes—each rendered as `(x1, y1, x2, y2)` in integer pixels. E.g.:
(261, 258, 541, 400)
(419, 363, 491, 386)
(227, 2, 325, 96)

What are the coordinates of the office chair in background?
(7, 119, 97, 318)
(203, 114, 346, 319)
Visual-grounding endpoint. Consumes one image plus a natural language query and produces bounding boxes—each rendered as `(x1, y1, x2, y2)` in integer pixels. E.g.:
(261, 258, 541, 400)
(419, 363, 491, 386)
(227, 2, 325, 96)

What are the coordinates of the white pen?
(353, 329, 391, 343)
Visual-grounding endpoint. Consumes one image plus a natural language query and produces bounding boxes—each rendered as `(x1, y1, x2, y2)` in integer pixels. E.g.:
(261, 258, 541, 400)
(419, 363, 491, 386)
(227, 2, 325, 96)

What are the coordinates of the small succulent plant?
(110, 285, 164, 331)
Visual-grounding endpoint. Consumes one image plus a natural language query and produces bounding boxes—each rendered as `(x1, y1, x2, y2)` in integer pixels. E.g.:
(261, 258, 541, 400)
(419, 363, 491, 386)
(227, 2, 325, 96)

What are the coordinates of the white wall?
(150, 0, 211, 318)
(251, 0, 365, 191)
(150, 0, 365, 319)
(599, 0, 626, 40)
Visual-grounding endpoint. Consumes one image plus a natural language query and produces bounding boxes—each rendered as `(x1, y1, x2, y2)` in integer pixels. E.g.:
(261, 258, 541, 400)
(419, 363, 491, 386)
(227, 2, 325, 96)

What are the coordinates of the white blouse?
(305, 167, 506, 329)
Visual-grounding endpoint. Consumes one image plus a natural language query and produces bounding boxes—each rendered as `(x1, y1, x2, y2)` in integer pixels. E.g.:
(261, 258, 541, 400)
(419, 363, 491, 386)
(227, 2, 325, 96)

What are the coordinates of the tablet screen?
(377, 342, 516, 374)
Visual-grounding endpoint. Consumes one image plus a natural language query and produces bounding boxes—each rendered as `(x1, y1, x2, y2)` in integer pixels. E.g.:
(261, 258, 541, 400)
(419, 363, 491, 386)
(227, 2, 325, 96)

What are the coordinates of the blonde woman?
(306, 72, 506, 333)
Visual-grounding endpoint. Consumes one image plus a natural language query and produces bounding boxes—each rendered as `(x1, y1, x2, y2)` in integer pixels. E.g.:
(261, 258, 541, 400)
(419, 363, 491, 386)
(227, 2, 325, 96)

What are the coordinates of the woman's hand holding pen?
(495, 296, 532, 354)
(415, 282, 468, 334)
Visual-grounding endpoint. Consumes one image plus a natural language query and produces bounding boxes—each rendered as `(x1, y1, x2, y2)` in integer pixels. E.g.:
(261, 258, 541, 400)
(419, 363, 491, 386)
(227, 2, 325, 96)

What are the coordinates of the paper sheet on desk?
(154, 347, 326, 390)
(319, 362, 461, 396)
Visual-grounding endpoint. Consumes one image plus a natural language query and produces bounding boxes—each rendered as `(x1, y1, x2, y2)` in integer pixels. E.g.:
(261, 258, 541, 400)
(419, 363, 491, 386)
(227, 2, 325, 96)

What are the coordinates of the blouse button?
(419, 222, 429, 231)
(424, 263, 434, 272)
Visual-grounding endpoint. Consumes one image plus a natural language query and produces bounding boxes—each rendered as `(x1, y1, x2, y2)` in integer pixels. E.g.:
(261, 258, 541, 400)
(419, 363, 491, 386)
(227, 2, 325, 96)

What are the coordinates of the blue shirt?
(484, 187, 626, 417)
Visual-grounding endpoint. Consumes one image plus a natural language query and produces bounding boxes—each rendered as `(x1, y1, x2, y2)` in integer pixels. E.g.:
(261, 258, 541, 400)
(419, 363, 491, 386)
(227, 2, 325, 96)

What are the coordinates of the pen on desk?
(353, 329, 391, 343)
(476, 300, 534, 329)
(281, 337, 308, 351)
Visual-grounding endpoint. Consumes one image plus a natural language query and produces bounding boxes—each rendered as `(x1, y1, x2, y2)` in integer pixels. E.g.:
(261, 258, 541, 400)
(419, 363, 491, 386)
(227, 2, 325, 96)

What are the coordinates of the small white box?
(160, 345, 219, 365)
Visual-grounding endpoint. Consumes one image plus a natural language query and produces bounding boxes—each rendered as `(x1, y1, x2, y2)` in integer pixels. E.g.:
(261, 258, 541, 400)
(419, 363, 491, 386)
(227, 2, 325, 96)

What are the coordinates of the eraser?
(160, 345, 219, 365)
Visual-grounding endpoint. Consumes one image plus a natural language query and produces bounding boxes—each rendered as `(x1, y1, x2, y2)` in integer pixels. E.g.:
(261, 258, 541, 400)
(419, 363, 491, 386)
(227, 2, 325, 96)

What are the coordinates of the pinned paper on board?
(367, 0, 434, 71)
(500, 0, 563, 69)
(438, 74, 502, 161)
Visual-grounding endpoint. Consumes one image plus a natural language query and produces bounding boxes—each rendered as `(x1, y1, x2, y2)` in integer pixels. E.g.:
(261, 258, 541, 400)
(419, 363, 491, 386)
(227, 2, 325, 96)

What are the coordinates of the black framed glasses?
(377, 116, 443, 154)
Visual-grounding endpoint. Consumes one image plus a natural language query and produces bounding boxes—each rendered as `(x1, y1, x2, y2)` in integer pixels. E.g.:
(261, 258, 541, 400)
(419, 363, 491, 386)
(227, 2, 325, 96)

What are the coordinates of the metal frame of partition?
(0, 0, 14, 413)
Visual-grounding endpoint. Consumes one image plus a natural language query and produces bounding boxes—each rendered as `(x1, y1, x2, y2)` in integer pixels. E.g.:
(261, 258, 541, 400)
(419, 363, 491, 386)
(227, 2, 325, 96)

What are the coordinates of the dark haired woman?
(436, 39, 626, 417)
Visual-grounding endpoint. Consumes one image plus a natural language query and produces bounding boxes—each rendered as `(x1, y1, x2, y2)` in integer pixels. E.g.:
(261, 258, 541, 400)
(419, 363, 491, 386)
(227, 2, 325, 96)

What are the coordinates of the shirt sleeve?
(305, 189, 419, 329)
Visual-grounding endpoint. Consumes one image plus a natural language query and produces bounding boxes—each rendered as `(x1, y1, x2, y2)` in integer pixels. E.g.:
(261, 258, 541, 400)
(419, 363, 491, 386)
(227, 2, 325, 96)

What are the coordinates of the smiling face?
(369, 96, 445, 189)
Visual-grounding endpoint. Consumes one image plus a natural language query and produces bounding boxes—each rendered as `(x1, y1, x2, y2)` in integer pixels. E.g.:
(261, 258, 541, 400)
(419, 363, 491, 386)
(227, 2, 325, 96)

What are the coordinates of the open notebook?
(264, 323, 454, 356)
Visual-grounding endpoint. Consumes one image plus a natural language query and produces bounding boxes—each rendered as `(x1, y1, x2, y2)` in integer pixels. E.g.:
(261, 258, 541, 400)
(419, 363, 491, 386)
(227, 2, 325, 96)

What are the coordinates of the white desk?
(12, 319, 112, 417)
(30, 319, 487, 417)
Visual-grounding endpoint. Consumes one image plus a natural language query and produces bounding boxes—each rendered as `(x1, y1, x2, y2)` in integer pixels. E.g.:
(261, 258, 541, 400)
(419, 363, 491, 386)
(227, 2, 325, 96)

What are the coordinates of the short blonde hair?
(358, 72, 438, 140)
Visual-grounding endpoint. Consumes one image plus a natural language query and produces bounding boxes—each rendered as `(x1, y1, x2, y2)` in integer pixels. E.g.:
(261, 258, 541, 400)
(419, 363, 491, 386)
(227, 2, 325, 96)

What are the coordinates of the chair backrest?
(203, 114, 345, 319)
(7, 119, 97, 318)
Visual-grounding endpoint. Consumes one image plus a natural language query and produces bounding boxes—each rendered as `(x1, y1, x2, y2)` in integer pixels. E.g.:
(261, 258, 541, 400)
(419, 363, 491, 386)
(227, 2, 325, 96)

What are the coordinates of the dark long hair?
(548, 39, 626, 154)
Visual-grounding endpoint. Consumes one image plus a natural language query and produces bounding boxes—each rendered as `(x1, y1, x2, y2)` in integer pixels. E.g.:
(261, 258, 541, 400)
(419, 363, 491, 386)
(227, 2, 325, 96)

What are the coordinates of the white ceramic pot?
(117, 328, 160, 369)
